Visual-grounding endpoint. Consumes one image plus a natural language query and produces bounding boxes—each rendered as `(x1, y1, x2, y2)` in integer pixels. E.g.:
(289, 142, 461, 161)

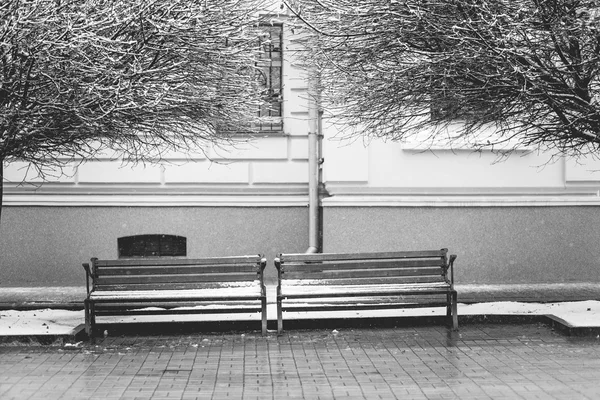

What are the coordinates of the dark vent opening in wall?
(118, 234, 187, 258)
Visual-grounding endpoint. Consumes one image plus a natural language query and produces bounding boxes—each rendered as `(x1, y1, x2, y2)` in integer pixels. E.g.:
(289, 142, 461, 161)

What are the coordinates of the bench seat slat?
(96, 264, 258, 276)
(94, 283, 262, 291)
(94, 255, 263, 267)
(281, 302, 450, 312)
(94, 300, 263, 308)
(280, 283, 451, 297)
(281, 276, 447, 285)
(89, 288, 262, 300)
(280, 283, 451, 292)
(282, 290, 452, 299)
(95, 307, 262, 316)
(280, 293, 449, 302)
(280, 250, 446, 263)
(282, 259, 444, 272)
(92, 297, 263, 303)
(96, 273, 258, 285)
(283, 267, 444, 280)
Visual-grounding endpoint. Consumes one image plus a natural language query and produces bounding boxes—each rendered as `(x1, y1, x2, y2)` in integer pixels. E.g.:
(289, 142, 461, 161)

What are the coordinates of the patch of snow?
(461, 300, 600, 326)
(0, 309, 84, 336)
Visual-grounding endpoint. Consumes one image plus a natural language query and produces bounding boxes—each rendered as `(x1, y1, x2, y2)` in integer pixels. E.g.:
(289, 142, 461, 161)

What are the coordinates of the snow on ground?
(463, 300, 600, 326)
(0, 309, 85, 336)
(1, 301, 600, 336)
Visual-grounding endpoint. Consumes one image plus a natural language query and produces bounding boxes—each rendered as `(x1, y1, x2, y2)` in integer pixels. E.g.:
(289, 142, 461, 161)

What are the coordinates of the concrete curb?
(0, 302, 84, 311)
(1, 313, 598, 345)
(0, 324, 87, 345)
(545, 315, 600, 337)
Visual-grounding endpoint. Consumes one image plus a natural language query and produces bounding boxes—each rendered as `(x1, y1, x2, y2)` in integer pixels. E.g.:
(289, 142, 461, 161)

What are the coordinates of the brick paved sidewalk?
(1, 324, 600, 400)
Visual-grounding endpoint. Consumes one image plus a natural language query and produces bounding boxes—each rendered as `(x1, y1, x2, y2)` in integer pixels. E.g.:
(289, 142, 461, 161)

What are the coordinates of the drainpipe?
(306, 67, 322, 254)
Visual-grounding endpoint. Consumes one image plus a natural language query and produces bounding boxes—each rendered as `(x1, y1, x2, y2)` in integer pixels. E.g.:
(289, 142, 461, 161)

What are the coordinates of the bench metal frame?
(275, 249, 458, 334)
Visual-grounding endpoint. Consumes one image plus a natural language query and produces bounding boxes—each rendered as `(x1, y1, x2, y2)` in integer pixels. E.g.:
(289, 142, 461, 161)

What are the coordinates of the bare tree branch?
(1, 0, 275, 177)
(286, 0, 600, 156)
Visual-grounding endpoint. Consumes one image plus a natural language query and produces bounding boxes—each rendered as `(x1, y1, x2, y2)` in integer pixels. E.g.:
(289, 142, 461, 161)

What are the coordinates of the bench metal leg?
(261, 297, 267, 336)
(90, 302, 96, 338)
(451, 291, 458, 330)
(277, 297, 283, 335)
(84, 299, 91, 338)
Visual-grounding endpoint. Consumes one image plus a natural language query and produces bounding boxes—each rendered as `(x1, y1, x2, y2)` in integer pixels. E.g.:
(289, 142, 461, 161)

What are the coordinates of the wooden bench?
(82, 255, 267, 338)
(275, 249, 458, 333)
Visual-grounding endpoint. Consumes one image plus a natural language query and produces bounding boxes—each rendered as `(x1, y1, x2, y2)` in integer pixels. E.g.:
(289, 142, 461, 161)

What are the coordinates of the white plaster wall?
(77, 161, 162, 184)
(373, 144, 563, 188)
(322, 134, 571, 190)
(3, 162, 76, 183)
(322, 138, 369, 183)
(565, 156, 600, 183)
(163, 161, 249, 184)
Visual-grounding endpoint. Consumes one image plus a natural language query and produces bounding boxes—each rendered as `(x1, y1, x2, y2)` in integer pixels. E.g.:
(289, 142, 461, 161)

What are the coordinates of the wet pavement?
(1, 283, 600, 399)
(1, 323, 600, 400)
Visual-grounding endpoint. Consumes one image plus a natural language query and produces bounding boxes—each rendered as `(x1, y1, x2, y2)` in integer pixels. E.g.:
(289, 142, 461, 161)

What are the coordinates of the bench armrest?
(274, 256, 282, 297)
(82, 263, 92, 296)
(259, 257, 267, 296)
(448, 254, 457, 289)
(82, 257, 98, 296)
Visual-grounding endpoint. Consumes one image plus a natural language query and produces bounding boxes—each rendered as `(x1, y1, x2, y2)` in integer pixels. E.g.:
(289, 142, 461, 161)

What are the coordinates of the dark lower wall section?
(3, 205, 599, 286)
(323, 206, 600, 284)
(0, 207, 309, 286)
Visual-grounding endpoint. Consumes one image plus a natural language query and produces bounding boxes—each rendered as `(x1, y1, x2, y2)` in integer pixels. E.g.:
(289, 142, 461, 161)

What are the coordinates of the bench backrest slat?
(96, 273, 259, 286)
(94, 255, 262, 267)
(95, 264, 258, 276)
(283, 266, 444, 280)
(282, 259, 444, 272)
(281, 250, 446, 263)
(95, 282, 258, 291)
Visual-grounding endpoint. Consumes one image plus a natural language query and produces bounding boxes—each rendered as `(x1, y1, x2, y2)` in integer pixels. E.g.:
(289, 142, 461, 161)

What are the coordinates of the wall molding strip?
(3, 194, 308, 207)
(322, 186, 600, 207)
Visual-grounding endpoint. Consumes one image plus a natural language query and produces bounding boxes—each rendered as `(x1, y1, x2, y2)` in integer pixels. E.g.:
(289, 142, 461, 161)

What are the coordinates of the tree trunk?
(0, 158, 3, 225)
